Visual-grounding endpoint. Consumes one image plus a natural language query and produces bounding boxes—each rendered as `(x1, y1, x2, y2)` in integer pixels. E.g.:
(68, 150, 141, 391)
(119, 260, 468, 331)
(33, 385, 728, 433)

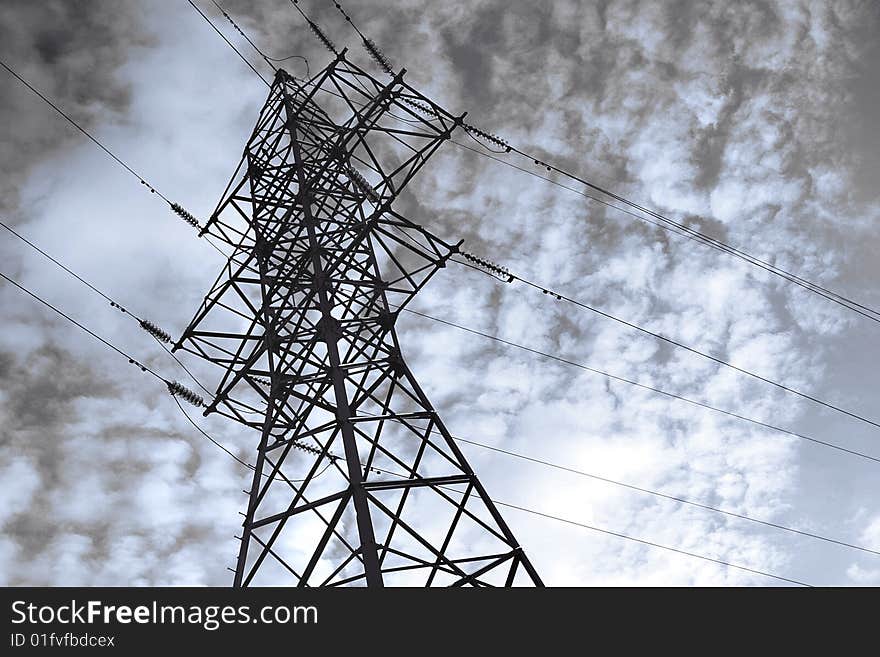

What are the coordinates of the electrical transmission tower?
(174, 52, 542, 587)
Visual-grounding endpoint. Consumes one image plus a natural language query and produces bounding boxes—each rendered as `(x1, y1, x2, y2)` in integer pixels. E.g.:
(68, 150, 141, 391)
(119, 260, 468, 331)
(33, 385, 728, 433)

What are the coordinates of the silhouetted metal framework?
(174, 52, 542, 587)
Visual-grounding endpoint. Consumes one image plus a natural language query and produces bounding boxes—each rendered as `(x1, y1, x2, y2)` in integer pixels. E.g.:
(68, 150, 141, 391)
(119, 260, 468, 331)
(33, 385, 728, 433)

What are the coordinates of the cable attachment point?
(167, 380, 205, 407)
(308, 20, 337, 54)
(139, 319, 172, 343)
(462, 123, 511, 152)
(291, 440, 340, 462)
(171, 203, 202, 230)
(362, 37, 393, 75)
(347, 166, 381, 204)
(461, 252, 515, 283)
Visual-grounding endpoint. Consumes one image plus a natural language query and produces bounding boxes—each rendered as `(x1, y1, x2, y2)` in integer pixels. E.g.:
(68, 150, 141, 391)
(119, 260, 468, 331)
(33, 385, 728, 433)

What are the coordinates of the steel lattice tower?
(174, 52, 542, 587)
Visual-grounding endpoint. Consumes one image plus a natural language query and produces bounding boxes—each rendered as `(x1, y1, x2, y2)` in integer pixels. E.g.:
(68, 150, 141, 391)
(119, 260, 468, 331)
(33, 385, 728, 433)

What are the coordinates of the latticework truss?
(174, 54, 542, 587)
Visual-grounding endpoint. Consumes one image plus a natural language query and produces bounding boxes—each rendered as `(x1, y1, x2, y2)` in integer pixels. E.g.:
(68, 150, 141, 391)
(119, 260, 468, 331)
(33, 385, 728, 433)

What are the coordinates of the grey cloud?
(1, 343, 117, 430)
(0, 0, 151, 212)
(0, 0, 878, 585)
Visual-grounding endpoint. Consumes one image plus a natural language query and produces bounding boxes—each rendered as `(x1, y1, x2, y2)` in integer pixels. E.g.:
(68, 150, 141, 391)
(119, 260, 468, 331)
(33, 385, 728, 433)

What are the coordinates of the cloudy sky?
(1, 0, 878, 586)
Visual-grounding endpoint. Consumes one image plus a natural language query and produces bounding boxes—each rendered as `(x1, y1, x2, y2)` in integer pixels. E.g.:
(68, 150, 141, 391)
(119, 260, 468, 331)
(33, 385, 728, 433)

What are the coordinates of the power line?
(317, 0, 880, 327)
(448, 433, 880, 557)
(186, 0, 270, 86)
(399, 306, 880, 465)
(211, 0, 277, 72)
(1, 259, 331, 480)
(447, 135, 873, 326)
(497, 141, 880, 324)
(0, 220, 348, 482)
(0, 217, 212, 396)
(3, 267, 216, 431)
(205, 0, 312, 77)
(450, 138, 759, 252)
(0, 58, 170, 204)
(3, 268, 211, 436)
(367, 464, 812, 586)
(173, 395, 256, 470)
(0, 268, 165, 380)
(0, 263, 279, 479)
(508, 149, 880, 325)
(0, 219, 116, 305)
(456, 259, 880, 433)
(488, 497, 812, 587)
(211, 0, 311, 76)
(0, 58, 230, 259)
(359, 407, 879, 556)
